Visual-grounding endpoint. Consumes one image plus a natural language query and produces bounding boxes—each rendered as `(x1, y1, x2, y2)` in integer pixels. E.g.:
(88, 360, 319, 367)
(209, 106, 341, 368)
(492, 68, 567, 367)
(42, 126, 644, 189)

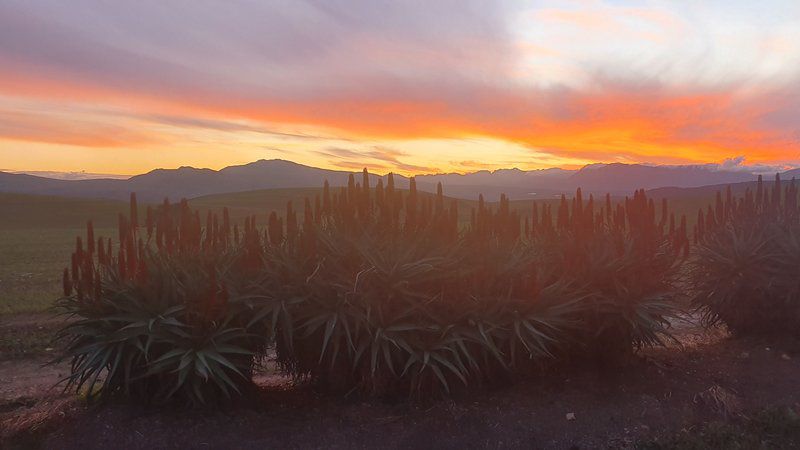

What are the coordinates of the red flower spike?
(97, 237, 106, 266)
(146, 205, 154, 238)
(118, 248, 127, 281)
(87, 221, 95, 255)
(130, 193, 139, 231)
(62, 268, 72, 297)
(71, 253, 79, 282)
(75, 236, 84, 261)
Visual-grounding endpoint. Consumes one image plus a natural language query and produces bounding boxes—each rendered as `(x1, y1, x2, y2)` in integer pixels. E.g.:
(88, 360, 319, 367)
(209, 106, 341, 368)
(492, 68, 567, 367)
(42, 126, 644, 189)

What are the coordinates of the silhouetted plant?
(690, 174, 800, 336)
(56, 170, 686, 402)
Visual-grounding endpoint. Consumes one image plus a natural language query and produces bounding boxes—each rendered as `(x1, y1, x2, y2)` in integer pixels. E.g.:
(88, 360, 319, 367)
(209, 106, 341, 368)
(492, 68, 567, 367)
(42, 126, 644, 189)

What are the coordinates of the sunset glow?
(1, 0, 799, 175)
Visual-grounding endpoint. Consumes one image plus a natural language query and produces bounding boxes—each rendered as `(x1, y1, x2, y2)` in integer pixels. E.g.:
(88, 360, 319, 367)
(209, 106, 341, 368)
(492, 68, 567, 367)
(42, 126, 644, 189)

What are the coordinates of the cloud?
(0, 109, 158, 147)
(713, 155, 792, 174)
(1, 0, 800, 172)
(317, 146, 436, 173)
(6, 170, 129, 180)
(137, 114, 329, 140)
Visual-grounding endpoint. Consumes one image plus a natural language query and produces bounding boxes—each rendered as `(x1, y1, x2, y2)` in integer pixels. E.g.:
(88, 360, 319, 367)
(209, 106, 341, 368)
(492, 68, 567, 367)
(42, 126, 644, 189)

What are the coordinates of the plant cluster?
(690, 174, 800, 336)
(57, 169, 686, 403)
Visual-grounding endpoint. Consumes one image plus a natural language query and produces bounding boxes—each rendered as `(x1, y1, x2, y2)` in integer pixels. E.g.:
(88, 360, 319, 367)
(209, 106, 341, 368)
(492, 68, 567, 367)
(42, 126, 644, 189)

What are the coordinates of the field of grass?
(188, 187, 489, 224)
(0, 228, 98, 314)
(0, 193, 128, 314)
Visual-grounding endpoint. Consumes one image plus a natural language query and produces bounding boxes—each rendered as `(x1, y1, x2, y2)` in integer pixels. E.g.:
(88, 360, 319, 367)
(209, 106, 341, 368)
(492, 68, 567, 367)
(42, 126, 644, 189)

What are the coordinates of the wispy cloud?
(1, 0, 799, 173)
(317, 146, 437, 173)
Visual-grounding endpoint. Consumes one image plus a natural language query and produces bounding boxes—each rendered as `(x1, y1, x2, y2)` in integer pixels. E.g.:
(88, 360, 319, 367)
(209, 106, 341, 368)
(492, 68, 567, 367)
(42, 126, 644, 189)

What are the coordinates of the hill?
(568, 163, 756, 193)
(0, 160, 409, 203)
(0, 192, 128, 230)
(1, 158, 787, 203)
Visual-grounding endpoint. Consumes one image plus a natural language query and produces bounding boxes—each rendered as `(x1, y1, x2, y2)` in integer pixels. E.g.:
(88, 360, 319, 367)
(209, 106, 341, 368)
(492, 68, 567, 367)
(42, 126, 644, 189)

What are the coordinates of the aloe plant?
(56, 170, 686, 403)
(690, 175, 800, 336)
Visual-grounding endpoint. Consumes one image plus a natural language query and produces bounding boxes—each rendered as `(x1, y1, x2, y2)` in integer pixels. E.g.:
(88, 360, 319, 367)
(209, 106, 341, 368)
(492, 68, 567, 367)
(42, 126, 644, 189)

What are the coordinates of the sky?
(1, 0, 799, 176)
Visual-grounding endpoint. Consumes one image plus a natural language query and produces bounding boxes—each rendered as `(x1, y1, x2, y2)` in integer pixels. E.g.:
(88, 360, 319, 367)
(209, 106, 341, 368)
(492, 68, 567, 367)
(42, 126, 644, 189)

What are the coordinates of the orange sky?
(1, 1, 799, 175)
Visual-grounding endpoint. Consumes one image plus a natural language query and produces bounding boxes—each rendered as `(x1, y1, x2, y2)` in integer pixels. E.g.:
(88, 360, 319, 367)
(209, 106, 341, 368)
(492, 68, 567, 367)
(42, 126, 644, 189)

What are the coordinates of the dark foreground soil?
(3, 315, 800, 449)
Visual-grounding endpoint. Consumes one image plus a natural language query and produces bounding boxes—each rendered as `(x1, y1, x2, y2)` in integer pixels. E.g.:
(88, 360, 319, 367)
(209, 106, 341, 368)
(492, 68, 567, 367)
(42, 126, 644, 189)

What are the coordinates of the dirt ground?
(2, 314, 800, 449)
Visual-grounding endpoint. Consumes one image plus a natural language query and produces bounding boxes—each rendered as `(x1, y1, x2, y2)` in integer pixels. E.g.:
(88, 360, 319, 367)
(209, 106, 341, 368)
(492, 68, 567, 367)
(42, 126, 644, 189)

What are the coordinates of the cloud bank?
(0, 0, 799, 173)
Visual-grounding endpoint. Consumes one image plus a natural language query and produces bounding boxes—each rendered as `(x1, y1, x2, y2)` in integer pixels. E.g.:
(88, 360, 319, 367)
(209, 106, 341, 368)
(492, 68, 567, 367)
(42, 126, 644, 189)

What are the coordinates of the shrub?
(524, 189, 684, 362)
(55, 171, 686, 402)
(273, 228, 583, 398)
(690, 175, 800, 336)
(56, 199, 264, 404)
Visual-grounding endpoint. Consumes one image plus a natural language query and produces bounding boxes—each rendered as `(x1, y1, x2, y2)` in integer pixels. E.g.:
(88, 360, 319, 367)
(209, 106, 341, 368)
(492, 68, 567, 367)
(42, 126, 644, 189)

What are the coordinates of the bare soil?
(2, 314, 800, 449)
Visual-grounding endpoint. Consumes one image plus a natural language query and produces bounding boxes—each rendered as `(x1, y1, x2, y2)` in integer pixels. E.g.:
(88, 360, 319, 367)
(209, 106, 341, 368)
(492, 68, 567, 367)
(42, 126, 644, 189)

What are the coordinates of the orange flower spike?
(118, 248, 126, 281)
(754, 174, 764, 208)
(146, 205, 154, 238)
(314, 195, 321, 225)
(405, 177, 418, 232)
(361, 168, 371, 217)
(212, 213, 219, 247)
(205, 211, 213, 248)
(322, 180, 331, 214)
(130, 193, 139, 232)
(118, 213, 127, 244)
(435, 182, 444, 216)
(86, 220, 95, 255)
(193, 210, 202, 249)
(223, 207, 231, 245)
(62, 268, 72, 297)
(126, 235, 137, 277)
(384, 174, 396, 229)
(304, 197, 313, 230)
(97, 237, 106, 266)
(347, 173, 356, 203)
(286, 201, 298, 242)
(773, 173, 782, 207)
(83, 257, 94, 298)
(75, 236, 84, 262)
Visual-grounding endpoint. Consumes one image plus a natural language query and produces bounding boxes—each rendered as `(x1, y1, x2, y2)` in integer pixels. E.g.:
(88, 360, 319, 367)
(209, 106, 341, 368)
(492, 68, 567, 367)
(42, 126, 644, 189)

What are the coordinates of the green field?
(0, 187, 722, 315)
(189, 187, 491, 225)
(0, 193, 125, 314)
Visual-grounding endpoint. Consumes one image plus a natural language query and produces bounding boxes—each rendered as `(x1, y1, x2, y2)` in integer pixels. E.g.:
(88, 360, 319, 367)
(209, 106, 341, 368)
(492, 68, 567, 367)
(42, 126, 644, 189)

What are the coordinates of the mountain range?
(1, 159, 795, 203)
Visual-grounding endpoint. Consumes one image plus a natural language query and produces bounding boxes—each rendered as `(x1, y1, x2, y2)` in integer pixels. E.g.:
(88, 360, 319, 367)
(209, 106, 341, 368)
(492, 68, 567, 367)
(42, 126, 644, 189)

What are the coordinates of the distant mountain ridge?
(0, 160, 407, 203)
(566, 163, 755, 192)
(0, 158, 791, 202)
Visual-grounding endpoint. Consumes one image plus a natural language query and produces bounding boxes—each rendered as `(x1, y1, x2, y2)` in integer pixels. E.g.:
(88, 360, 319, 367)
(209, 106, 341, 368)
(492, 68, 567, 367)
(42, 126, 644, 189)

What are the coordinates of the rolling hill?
(566, 163, 756, 192)
(0, 160, 406, 203)
(0, 158, 785, 203)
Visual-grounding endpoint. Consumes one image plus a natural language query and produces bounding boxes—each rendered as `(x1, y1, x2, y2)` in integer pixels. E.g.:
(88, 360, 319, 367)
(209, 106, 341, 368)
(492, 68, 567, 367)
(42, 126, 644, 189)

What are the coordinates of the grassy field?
(188, 187, 488, 224)
(0, 193, 127, 314)
(0, 186, 721, 315)
(0, 227, 116, 314)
